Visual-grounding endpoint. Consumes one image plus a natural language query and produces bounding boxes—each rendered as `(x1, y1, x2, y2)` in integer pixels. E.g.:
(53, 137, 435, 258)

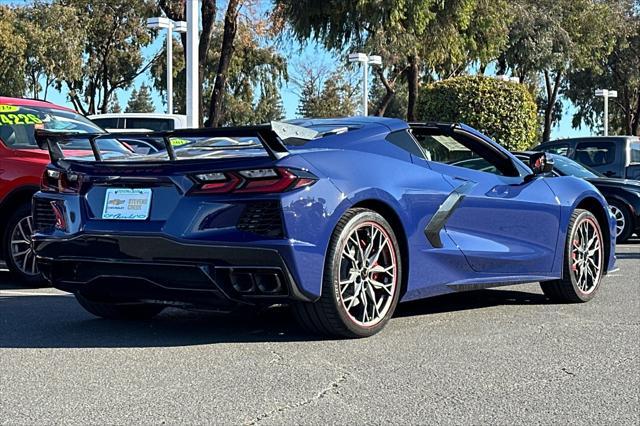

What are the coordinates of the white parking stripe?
(0, 290, 71, 297)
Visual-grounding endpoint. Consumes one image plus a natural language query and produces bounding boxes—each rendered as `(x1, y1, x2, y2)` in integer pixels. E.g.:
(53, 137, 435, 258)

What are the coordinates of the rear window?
(630, 140, 640, 163)
(575, 141, 616, 167)
(126, 118, 174, 131)
(0, 105, 105, 149)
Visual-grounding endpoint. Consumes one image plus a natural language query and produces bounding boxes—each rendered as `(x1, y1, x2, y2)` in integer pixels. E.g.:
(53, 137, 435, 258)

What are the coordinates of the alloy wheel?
(570, 217, 603, 295)
(338, 222, 398, 327)
(610, 205, 625, 237)
(10, 215, 39, 276)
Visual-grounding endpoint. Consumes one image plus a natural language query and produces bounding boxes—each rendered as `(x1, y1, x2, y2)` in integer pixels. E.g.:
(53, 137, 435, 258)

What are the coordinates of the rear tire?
(541, 209, 605, 303)
(75, 292, 165, 320)
(3, 203, 45, 286)
(293, 208, 402, 338)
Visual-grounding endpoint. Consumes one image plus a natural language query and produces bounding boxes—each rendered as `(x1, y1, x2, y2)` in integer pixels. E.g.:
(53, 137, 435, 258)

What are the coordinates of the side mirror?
(529, 152, 554, 175)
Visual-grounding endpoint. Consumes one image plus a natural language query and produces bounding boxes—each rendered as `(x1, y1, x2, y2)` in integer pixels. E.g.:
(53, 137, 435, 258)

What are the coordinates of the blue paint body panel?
(32, 117, 616, 304)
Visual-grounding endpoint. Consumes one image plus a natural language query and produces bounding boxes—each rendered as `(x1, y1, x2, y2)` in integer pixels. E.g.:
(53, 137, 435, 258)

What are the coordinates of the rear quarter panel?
(287, 135, 474, 300)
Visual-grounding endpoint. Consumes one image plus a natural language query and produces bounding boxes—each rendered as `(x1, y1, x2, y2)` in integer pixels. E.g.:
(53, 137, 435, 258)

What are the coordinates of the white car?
(88, 113, 188, 132)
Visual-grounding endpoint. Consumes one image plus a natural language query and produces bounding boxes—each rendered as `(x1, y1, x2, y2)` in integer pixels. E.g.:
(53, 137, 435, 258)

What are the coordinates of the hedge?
(416, 75, 538, 151)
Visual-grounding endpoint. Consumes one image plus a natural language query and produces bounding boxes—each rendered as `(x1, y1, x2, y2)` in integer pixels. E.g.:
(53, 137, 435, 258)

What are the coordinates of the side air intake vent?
(236, 201, 284, 238)
(33, 199, 57, 232)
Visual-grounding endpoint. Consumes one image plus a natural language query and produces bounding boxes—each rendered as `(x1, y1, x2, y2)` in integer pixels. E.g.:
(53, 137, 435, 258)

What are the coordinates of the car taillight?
(50, 201, 68, 231)
(41, 168, 82, 193)
(192, 167, 317, 194)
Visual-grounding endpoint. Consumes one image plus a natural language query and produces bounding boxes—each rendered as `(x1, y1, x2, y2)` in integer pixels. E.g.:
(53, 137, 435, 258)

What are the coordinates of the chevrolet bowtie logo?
(108, 199, 126, 206)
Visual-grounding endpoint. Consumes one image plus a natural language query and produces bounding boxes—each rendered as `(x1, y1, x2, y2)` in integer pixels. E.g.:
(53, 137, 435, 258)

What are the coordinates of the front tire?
(293, 208, 402, 338)
(541, 209, 605, 303)
(3, 203, 44, 286)
(75, 292, 165, 320)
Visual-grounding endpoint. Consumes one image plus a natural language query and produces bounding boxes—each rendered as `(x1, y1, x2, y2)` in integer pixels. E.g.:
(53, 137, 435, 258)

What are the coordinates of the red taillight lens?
(192, 168, 317, 194)
(50, 201, 68, 231)
(41, 168, 82, 193)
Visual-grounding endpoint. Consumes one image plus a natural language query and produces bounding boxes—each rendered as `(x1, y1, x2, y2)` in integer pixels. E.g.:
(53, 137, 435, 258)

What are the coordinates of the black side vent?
(237, 201, 284, 238)
(33, 199, 57, 232)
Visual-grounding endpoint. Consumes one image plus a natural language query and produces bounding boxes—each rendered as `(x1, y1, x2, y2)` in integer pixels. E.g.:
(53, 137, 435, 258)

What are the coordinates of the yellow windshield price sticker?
(0, 113, 43, 126)
(170, 138, 190, 147)
(0, 105, 20, 113)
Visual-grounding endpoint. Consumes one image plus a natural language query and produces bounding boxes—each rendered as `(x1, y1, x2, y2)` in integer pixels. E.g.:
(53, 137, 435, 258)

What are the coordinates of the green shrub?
(417, 75, 538, 151)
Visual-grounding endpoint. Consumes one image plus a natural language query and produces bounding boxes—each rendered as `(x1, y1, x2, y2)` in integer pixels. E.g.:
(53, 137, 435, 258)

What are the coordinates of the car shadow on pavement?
(395, 288, 548, 318)
(0, 285, 553, 349)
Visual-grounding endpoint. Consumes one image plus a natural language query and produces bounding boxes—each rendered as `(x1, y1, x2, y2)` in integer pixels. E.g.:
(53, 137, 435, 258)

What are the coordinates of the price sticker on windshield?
(0, 105, 19, 113)
(0, 105, 43, 126)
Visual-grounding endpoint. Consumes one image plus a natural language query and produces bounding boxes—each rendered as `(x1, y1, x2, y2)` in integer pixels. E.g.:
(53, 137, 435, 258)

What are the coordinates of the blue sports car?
(32, 118, 616, 337)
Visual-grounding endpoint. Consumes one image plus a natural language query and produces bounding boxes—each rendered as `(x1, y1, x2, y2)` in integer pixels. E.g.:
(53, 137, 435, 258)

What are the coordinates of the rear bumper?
(33, 234, 315, 308)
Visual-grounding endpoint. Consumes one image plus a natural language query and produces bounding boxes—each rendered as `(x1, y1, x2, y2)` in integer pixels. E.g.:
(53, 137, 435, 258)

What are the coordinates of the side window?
(629, 140, 640, 163)
(575, 141, 616, 167)
(126, 118, 174, 131)
(411, 130, 514, 177)
(413, 133, 471, 163)
(386, 130, 424, 157)
(91, 118, 121, 129)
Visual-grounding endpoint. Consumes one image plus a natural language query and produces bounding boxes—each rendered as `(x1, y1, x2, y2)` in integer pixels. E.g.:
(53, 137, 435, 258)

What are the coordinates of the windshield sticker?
(0, 105, 19, 113)
(0, 113, 44, 126)
(170, 138, 191, 147)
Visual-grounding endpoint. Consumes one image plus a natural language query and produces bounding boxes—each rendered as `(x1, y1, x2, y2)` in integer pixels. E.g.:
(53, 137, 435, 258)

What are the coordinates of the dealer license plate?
(102, 188, 152, 220)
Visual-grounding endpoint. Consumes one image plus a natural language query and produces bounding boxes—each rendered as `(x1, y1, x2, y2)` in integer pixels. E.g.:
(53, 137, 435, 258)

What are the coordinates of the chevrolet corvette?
(31, 118, 616, 337)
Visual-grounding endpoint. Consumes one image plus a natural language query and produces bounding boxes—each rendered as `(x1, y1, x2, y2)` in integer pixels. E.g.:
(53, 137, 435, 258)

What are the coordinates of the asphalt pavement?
(1, 240, 639, 425)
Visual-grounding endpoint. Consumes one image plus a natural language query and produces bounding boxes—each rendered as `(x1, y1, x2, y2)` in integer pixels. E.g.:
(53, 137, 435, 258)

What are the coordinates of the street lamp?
(595, 89, 618, 136)
(186, 0, 199, 128)
(147, 17, 187, 115)
(348, 53, 383, 116)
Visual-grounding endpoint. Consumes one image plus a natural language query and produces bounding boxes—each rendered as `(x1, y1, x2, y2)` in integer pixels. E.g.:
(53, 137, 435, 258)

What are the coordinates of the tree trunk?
(406, 55, 419, 122)
(207, 0, 241, 127)
(374, 68, 395, 117)
(542, 70, 562, 142)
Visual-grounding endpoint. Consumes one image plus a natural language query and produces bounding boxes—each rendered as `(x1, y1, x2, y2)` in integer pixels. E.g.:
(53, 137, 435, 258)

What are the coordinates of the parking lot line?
(0, 290, 71, 297)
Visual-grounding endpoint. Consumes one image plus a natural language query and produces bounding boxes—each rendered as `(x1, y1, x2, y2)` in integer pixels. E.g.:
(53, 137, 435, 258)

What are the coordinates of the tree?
(159, 0, 252, 127)
(58, 0, 156, 115)
(498, 0, 619, 141)
(151, 19, 287, 126)
(109, 95, 122, 113)
(417, 76, 539, 150)
(125, 84, 155, 113)
(0, 7, 27, 97)
(296, 67, 357, 118)
(254, 87, 285, 123)
(369, 72, 407, 119)
(565, 1, 640, 135)
(274, 0, 511, 120)
(16, 2, 84, 100)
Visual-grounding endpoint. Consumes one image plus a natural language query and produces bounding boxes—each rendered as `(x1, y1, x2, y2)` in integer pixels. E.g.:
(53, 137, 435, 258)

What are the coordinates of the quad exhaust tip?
(229, 271, 285, 295)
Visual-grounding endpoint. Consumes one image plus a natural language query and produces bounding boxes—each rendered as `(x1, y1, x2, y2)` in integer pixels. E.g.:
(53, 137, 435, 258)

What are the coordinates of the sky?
(1, 0, 595, 139)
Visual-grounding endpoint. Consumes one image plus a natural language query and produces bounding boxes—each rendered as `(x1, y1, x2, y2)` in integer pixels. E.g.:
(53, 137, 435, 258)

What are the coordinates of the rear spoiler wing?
(34, 121, 319, 163)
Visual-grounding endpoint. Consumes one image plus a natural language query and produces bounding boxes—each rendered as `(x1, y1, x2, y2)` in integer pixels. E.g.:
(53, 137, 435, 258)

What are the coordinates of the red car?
(0, 97, 106, 283)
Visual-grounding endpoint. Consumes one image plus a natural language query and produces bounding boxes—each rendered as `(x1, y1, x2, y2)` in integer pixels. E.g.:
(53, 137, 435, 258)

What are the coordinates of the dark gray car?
(534, 136, 640, 180)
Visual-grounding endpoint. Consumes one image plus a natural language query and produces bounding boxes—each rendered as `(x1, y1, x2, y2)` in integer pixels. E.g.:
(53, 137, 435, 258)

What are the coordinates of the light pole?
(595, 89, 618, 136)
(348, 53, 382, 116)
(186, 0, 199, 128)
(147, 17, 187, 115)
